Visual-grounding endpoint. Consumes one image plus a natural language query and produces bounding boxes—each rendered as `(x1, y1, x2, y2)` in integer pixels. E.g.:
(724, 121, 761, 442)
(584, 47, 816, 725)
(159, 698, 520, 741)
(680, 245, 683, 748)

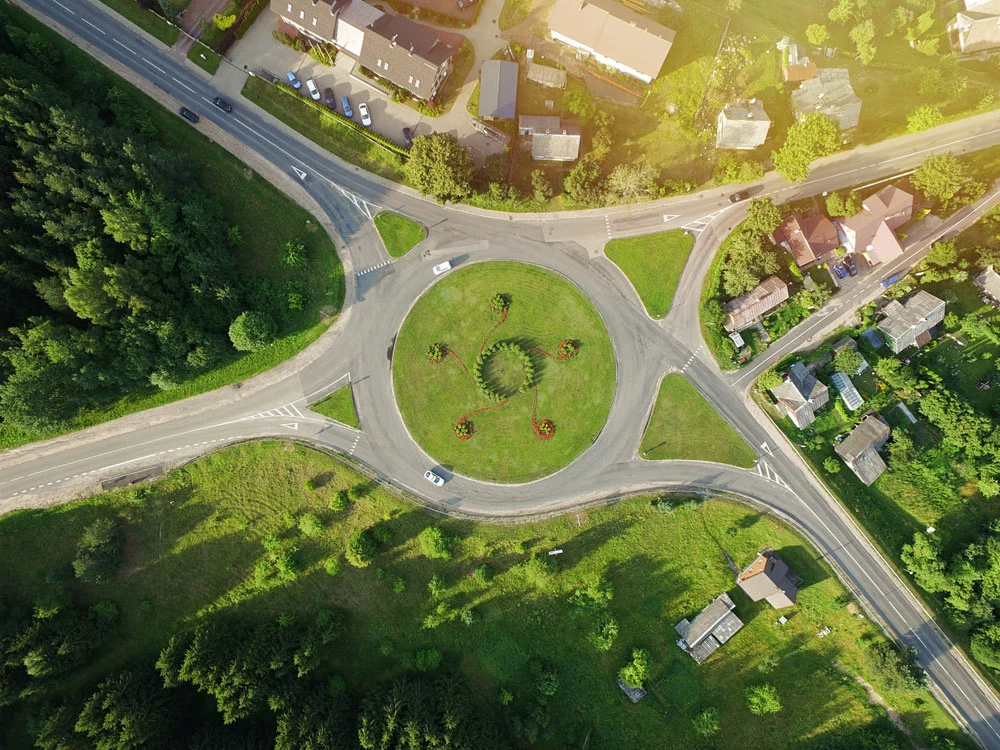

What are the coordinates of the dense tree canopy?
(772, 113, 840, 182)
(404, 133, 473, 202)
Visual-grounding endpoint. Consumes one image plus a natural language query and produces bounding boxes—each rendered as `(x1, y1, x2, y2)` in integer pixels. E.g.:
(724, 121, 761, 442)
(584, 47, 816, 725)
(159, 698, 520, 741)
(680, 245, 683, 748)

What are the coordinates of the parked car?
(402, 127, 414, 149)
(843, 254, 858, 276)
(286, 71, 302, 89)
(424, 469, 445, 487)
(729, 190, 748, 203)
(358, 102, 372, 127)
(881, 273, 900, 289)
(456, 0, 476, 9)
(433, 261, 452, 275)
(306, 79, 320, 101)
(211, 96, 232, 113)
(340, 96, 353, 118)
(323, 87, 336, 110)
(831, 262, 847, 279)
(178, 107, 199, 124)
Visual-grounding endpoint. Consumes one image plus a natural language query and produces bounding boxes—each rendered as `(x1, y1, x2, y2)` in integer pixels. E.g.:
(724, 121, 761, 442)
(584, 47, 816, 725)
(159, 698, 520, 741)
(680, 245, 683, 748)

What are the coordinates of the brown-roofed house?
(835, 414, 891, 485)
(737, 548, 801, 609)
(771, 211, 839, 267)
(359, 15, 464, 100)
(548, 0, 675, 84)
(839, 184, 913, 253)
(777, 39, 817, 82)
(724, 276, 789, 332)
(675, 592, 745, 664)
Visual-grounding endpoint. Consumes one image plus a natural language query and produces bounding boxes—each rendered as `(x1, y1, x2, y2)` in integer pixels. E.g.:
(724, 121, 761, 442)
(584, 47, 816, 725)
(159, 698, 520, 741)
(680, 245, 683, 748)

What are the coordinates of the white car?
(424, 469, 445, 487)
(432, 261, 452, 275)
(359, 102, 372, 127)
(306, 79, 320, 101)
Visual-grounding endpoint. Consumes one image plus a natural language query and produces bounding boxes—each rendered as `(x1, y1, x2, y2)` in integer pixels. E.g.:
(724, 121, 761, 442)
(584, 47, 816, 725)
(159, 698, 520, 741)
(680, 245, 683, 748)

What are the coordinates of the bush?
(393, 576, 406, 593)
(345, 528, 378, 568)
(823, 456, 842, 474)
(692, 707, 720, 737)
(865, 638, 926, 690)
(529, 658, 559, 697)
(303, 479, 317, 492)
(419, 526, 457, 560)
(325, 558, 341, 576)
(745, 683, 782, 715)
(88, 600, 120, 623)
(414, 648, 442, 671)
(298, 513, 324, 537)
(427, 573, 446, 598)
(454, 419, 473, 440)
(329, 490, 350, 511)
(348, 483, 371, 501)
(489, 292, 510, 314)
(228, 311, 276, 352)
(73, 517, 122, 583)
(472, 563, 493, 586)
(618, 648, 649, 689)
(589, 613, 619, 651)
(558, 339, 579, 360)
(426, 342, 446, 363)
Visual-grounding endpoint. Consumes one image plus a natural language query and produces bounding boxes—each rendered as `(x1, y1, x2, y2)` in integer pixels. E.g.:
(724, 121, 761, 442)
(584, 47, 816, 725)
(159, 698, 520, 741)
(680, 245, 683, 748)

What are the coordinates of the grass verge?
(94, 0, 179, 45)
(0, 442, 966, 749)
(640, 373, 756, 468)
(605, 230, 694, 319)
(311, 384, 360, 428)
(186, 44, 221, 75)
(374, 211, 427, 257)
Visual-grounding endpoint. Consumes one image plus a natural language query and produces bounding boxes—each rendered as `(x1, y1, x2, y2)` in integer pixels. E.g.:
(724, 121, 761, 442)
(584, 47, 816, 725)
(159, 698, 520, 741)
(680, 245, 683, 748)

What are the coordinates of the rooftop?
(791, 68, 861, 129)
(478, 60, 518, 119)
(830, 371, 864, 410)
(772, 211, 840, 266)
(878, 291, 946, 340)
(716, 100, 771, 150)
(835, 414, 890, 463)
(724, 276, 789, 332)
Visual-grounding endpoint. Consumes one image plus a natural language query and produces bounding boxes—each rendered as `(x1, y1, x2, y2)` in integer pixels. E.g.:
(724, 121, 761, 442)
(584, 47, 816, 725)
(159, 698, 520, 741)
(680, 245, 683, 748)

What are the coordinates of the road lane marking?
(52, 0, 75, 12)
(172, 77, 196, 94)
(356, 260, 390, 277)
(113, 39, 136, 55)
(81, 17, 105, 33)
(142, 57, 167, 75)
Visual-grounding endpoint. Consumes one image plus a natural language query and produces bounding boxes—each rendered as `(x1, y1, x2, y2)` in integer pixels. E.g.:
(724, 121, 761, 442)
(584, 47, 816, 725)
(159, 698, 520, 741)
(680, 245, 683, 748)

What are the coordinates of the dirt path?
(833, 661, 919, 744)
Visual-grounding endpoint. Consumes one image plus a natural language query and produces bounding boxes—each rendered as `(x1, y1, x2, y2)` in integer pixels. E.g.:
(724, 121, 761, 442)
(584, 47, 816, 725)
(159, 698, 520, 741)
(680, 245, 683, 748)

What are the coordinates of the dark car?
(729, 190, 748, 203)
(324, 87, 336, 110)
(402, 127, 414, 149)
(212, 96, 232, 113)
(179, 107, 199, 124)
(843, 254, 858, 276)
(832, 262, 848, 279)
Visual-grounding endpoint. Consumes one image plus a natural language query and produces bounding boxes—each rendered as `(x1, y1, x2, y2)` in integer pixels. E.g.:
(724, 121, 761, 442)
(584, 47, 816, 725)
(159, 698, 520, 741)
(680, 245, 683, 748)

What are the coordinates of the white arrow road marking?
(761, 441, 774, 457)
(293, 166, 308, 180)
(281, 423, 300, 430)
(663, 214, 680, 222)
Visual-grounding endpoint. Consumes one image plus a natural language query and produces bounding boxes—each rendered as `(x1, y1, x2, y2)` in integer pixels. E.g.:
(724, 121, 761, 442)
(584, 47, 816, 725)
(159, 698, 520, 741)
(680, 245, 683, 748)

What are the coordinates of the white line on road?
(81, 17, 105, 33)
(52, 0, 75, 12)
(142, 57, 167, 75)
(172, 77, 196, 94)
(113, 39, 136, 55)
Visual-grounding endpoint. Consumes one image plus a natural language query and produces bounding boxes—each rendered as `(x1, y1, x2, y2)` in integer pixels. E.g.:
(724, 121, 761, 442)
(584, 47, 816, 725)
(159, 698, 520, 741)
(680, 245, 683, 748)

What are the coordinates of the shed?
(479, 60, 519, 119)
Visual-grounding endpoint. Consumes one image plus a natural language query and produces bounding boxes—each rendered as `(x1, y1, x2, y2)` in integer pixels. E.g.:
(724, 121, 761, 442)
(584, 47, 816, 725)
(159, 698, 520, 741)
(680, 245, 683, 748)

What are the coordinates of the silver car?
(424, 469, 445, 487)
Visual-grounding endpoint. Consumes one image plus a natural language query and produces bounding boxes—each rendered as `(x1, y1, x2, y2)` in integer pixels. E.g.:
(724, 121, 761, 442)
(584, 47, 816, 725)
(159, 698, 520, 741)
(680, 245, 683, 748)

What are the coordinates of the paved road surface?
(9, 0, 1000, 744)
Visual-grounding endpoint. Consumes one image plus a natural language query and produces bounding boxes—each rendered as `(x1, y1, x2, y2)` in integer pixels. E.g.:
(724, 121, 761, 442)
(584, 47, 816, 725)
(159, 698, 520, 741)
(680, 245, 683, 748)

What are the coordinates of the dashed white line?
(172, 77, 196, 94)
(53, 0, 75, 12)
(113, 39, 136, 55)
(81, 17, 105, 33)
(356, 260, 391, 277)
(142, 57, 167, 75)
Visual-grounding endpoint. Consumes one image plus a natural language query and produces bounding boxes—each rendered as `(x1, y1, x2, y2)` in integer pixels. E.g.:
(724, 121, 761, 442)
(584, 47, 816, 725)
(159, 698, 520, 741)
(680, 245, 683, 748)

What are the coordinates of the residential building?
(830, 371, 864, 411)
(771, 210, 840, 267)
(791, 68, 861, 129)
(837, 184, 913, 265)
(478, 60, 518, 119)
(271, 0, 383, 56)
(525, 53, 567, 88)
(974, 265, 1000, 304)
(835, 414, 891, 485)
(548, 0, 675, 84)
(723, 276, 789, 332)
(675, 592, 745, 664)
(949, 0, 1000, 54)
(877, 290, 946, 353)
(777, 37, 817, 82)
(736, 548, 801, 609)
(359, 15, 464, 100)
(518, 115, 581, 161)
(716, 100, 771, 150)
(769, 362, 829, 429)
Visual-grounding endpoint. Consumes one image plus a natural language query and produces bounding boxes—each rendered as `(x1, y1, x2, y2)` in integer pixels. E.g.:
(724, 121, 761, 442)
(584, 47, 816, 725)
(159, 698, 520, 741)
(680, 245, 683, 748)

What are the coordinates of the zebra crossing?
(356, 260, 391, 277)
(242, 402, 305, 421)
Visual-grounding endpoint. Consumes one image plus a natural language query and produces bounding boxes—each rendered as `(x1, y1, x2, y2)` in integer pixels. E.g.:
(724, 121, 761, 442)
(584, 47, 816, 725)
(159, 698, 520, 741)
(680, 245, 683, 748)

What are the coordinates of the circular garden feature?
(393, 262, 616, 483)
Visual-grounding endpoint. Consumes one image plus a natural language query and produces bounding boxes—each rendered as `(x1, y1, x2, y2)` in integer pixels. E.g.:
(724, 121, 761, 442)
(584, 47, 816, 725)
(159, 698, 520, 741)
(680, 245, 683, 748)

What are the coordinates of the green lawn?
(94, 0, 179, 45)
(605, 231, 695, 319)
(187, 44, 221, 75)
(311, 384, 360, 428)
(242, 77, 405, 182)
(393, 262, 616, 482)
(640, 374, 757, 468)
(373, 211, 427, 258)
(0, 443, 966, 748)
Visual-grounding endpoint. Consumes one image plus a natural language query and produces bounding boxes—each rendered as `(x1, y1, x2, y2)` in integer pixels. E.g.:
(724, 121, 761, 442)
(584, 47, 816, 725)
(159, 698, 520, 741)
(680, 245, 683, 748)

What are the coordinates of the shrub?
(589, 614, 619, 651)
(426, 342, 446, 363)
(345, 528, 378, 568)
(756, 654, 779, 674)
(419, 526, 457, 560)
(533, 419, 555, 439)
(692, 707, 720, 737)
(529, 658, 559, 696)
(823, 456, 842, 474)
(454, 419, 473, 440)
(298, 513, 324, 538)
(414, 648, 442, 671)
(460, 607, 476, 626)
(393, 576, 406, 593)
(348, 483, 371, 500)
(329, 490, 350, 511)
(489, 292, 510, 314)
(618, 648, 649, 689)
(745, 683, 782, 715)
(865, 638, 926, 690)
(228, 311, 276, 352)
(569, 576, 614, 612)
(372, 523, 391, 544)
(73, 517, 122, 583)
(472, 563, 493, 586)
(325, 558, 341, 576)
(303, 479, 317, 492)
(558, 339, 579, 360)
(427, 573, 446, 598)
(88, 600, 119, 623)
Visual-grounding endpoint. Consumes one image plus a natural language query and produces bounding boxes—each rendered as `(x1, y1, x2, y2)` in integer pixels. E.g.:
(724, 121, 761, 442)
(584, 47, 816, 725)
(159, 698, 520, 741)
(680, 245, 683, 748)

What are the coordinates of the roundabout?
(392, 262, 616, 483)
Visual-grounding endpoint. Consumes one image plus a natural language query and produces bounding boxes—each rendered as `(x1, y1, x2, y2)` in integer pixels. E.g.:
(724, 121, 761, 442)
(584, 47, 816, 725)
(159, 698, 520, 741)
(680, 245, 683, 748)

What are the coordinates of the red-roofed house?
(771, 211, 840, 268)
(837, 185, 913, 266)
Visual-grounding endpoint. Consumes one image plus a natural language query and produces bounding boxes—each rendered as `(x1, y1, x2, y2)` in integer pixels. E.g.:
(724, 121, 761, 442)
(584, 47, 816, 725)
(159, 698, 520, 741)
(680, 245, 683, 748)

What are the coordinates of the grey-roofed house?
(272, 0, 383, 57)
(830, 371, 864, 411)
(791, 68, 861, 130)
(716, 100, 771, 150)
(526, 59, 567, 89)
(675, 592, 744, 664)
(518, 116, 581, 161)
(877, 291, 946, 353)
(736, 548, 801, 609)
(770, 361, 829, 429)
(548, 0, 675, 83)
(724, 276, 789, 332)
(949, 2, 1000, 54)
(974, 266, 1000, 304)
(478, 60, 518, 119)
(359, 15, 464, 100)
(835, 414, 891, 485)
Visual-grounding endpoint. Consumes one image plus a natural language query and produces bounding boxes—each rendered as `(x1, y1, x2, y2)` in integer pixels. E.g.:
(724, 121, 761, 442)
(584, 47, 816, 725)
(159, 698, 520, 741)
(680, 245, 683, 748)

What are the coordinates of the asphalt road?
(8, 0, 1000, 744)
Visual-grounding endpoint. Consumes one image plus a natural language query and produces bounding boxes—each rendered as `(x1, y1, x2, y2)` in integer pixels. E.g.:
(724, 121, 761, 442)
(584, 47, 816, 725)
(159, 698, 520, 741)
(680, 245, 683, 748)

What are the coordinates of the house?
(675, 592, 745, 664)
(359, 15, 464, 100)
(723, 276, 789, 332)
(525, 56, 567, 89)
(272, 0, 383, 57)
(835, 414, 891, 485)
(736, 548, 801, 609)
(777, 37, 817, 82)
(518, 115, 581, 161)
(837, 185, 913, 265)
(478, 60, 518, 119)
(949, 0, 1000, 54)
(771, 211, 840, 267)
(716, 100, 771, 150)
(877, 290, 946, 353)
(769, 362, 829, 429)
(791, 68, 861, 129)
(548, 0, 675, 84)
(830, 371, 864, 410)
(974, 265, 1000, 304)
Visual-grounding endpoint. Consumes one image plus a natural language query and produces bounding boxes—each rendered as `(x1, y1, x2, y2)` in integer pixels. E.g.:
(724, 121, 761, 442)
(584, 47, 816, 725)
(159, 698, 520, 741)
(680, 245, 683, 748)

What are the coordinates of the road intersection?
(9, 0, 1000, 744)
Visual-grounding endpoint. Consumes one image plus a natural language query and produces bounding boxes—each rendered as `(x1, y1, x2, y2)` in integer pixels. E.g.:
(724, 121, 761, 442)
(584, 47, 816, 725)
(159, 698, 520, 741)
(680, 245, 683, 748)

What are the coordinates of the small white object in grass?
(548, 549, 563, 556)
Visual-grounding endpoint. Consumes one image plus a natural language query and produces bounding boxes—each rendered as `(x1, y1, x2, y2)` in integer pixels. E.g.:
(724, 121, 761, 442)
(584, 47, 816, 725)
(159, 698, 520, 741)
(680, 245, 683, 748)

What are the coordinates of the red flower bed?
(454, 417, 474, 441)
(533, 419, 555, 440)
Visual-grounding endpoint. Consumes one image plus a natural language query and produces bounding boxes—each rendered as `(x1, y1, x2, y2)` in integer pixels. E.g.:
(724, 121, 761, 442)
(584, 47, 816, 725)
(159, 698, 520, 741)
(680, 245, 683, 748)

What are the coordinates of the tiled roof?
(792, 68, 861, 129)
(724, 276, 789, 331)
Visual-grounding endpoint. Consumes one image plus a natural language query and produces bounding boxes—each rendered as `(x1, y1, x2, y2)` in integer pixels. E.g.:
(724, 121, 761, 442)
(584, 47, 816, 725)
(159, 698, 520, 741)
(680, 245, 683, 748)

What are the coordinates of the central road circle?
(392, 261, 616, 483)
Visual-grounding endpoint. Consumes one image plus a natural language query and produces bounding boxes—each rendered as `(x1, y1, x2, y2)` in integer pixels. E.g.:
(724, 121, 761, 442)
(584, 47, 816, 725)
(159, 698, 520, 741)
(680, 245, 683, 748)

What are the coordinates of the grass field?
(0, 5, 344, 451)
(392, 262, 616, 482)
(374, 211, 427, 258)
(186, 44, 221, 75)
(0, 443, 966, 748)
(311, 384, 360, 428)
(95, 0, 179, 45)
(605, 231, 695, 319)
(640, 374, 757, 468)
(242, 77, 406, 182)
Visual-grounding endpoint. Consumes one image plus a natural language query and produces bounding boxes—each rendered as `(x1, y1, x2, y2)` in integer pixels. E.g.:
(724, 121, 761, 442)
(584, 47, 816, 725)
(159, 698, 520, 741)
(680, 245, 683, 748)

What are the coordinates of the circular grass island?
(393, 262, 616, 483)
